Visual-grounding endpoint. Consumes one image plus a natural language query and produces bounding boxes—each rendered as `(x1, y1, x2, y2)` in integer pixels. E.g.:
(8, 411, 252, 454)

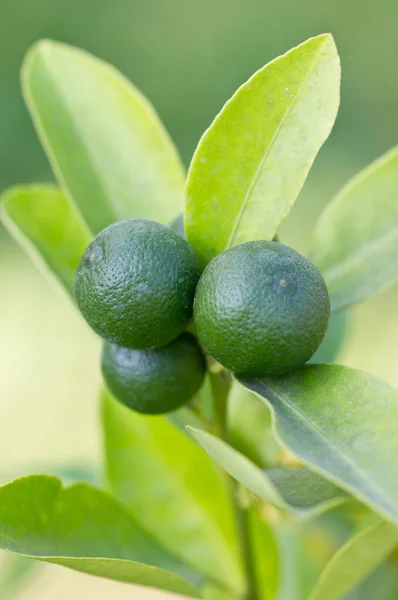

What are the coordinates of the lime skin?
(194, 240, 330, 377)
(101, 333, 206, 414)
(74, 219, 201, 349)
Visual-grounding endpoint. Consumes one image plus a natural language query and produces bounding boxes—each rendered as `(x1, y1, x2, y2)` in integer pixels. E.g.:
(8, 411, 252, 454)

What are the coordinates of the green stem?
(209, 369, 260, 600)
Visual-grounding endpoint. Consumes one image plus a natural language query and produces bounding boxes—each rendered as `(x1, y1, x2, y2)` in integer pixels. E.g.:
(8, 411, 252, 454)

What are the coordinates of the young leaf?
(308, 519, 398, 600)
(238, 365, 398, 526)
(0, 475, 200, 598)
(188, 428, 346, 519)
(1, 185, 91, 298)
(311, 147, 398, 311)
(22, 40, 185, 234)
(102, 390, 244, 592)
(185, 34, 340, 266)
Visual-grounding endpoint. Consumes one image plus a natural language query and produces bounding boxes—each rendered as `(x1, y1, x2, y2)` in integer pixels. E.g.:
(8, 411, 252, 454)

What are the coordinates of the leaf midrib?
(257, 379, 398, 521)
(226, 37, 329, 250)
(25, 47, 125, 226)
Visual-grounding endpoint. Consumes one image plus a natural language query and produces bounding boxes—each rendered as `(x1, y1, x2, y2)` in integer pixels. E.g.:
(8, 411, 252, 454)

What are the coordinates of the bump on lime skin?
(169, 213, 186, 239)
(74, 219, 201, 349)
(194, 241, 330, 377)
(101, 333, 206, 414)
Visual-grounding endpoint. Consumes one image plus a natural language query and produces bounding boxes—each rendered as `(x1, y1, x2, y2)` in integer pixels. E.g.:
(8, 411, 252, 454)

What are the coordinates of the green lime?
(101, 333, 206, 414)
(75, 219, 201, 349)
(194, 240, 330, 376)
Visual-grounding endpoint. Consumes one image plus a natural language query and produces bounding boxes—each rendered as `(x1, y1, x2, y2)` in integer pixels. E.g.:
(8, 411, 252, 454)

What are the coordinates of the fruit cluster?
(75, 218, 330, 415)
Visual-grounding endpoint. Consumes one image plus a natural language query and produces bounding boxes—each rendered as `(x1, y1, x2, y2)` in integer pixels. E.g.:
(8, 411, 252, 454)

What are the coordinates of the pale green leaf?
(238, 365, 398, 526)
(311, 147, 398, 311)
(188, 428, 346, 518)
(0, 553, 37, 599)
(22, 40, 185, 234)
(102, 390, 244, 592)
(185, 34, 340, 266)
(308, 310, 348, 364)
(308, 520, 398, 600)
(228, 381, 279, 468)
(1, 185, 91, 298)
(247, 506, 279, 600)
(202, 509, 279, 600)
(0, 475, 200, 597)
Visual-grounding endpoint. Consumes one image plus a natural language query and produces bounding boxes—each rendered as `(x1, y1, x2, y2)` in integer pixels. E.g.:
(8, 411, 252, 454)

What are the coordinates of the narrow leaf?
(0, 475, 200, 597)
(102, 390, 244, 592)
(185, 34, 340, 266)
(308, 520, 398, 600)
(311, 147, 398, 311)
(1, 185, 90, 298)
(238, 365, 398, 526)
(22, 40, 185, 234)
(188, 428, 346, 518)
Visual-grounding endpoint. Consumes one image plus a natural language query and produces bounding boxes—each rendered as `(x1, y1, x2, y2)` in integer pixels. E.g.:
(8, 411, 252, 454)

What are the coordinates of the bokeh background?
(1, 0, 398, 597)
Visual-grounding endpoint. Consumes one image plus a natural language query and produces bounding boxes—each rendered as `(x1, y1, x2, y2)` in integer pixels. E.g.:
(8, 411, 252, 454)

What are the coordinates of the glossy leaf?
(185, 34, 340, 266)
(238, 365, 398, 526)
(188, 428, 346, 518)
(0, 475, 200, 597)
(311, 147, 398, 311)
(308, 519, 398, 600)
(102, 390, 243, 592)
(1, 185, 91, 298)
(22, 40, 185, 234)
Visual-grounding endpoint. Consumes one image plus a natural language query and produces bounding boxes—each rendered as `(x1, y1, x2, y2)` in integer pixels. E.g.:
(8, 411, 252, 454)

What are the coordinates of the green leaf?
(345, 558, 398, 600)
(238, 365, 398, 526)
(22, 40, 185, 234)
(188, 428, 346, 519)
(102, 390, 244, 592)
(228, 382, 279, 468)
(308, 310, 348, 364)
(185, 34, 340, 266)
(0, 475, 200, 597)
(1, 185, 91, 298)
(311, 147, 398, 311)
(0, 553, 37, 599)
(247, 506, 279, 600)
(308, 519, 398, 600)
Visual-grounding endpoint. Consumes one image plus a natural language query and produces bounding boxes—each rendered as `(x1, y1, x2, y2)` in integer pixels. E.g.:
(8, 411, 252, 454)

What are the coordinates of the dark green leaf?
(238, 365, 398, 525)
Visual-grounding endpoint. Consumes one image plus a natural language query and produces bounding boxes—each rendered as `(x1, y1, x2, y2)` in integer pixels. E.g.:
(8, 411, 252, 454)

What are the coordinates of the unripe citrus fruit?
(194, 241, 330, 376)
(101, 333, 206, 414)
(75, 219, 201, 349)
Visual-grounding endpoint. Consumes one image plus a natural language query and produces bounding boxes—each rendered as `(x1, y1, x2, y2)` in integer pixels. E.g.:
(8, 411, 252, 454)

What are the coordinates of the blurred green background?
(1, 0, 398, 597)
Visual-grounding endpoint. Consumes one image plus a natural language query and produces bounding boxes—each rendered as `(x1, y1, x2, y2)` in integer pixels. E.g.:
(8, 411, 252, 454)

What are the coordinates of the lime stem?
(209, 369, 260, 600)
